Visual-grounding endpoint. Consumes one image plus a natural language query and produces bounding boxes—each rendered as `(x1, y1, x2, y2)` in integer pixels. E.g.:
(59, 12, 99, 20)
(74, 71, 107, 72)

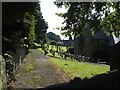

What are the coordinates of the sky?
(40, 0, 120, 43)
(40, 0, 69, 40)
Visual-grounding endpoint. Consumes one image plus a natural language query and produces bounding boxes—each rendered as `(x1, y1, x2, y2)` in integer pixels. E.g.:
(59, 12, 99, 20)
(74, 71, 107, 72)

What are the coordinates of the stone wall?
(82, 25, 92, 58)
(14, 48, 26, 73)
(5, 48, 26, 72)
(74, 24, 93, 58)
(0, 48, 27, 89)
(0, 55, 7, 89)
(74, 36, 82, 56)
(16, 48, 26, 65)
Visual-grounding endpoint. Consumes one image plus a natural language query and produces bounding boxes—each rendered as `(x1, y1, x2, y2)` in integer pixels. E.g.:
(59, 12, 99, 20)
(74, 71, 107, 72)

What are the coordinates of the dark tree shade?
(2, 2, 48, 52)
(2, 2, 39, 25)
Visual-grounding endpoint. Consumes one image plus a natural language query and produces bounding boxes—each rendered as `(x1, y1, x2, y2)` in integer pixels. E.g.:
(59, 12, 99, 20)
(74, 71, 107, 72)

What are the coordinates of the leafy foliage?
(54, 1, 120, 37)
(2, 2, 39, 25)
(2, 2, 48, 87)
(24, 13, 36, 48)
(100, 2, 120, 37)
(47, 32, 61, 42)
(2, 2, 48, 51)
(34, 5, 48, 43)
(49, 40, 57, 45)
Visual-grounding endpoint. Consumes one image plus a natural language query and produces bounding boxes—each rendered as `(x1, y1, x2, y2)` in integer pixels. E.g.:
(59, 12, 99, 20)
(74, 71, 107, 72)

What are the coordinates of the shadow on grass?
(44, 70, 120, 88)
(31, 46, 41, 49)
(47, 55, 62, 59)
(22, 71, 119, 89)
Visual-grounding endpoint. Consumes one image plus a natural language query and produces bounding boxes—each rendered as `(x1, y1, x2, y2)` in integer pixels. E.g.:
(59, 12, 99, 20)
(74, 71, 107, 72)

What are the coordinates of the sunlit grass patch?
(19, 50, 43, 87)
(48, 57, 110, 79)
(20, 55, 36, 74)
(34, 43, 40, 46)
(26, 63, 35, 73)
(38, 48, 44, 54)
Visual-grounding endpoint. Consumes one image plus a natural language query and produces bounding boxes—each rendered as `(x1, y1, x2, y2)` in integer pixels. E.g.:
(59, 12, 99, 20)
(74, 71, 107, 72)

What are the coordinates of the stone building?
(74, 23, 119, 62)
(62, 36, 73, 47)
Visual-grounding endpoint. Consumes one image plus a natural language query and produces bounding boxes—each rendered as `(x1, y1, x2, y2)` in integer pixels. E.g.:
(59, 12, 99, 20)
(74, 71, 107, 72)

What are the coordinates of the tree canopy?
(2, 2, 48, 53)
(54, 1, 120, 38)
(46, 32, 61, 42)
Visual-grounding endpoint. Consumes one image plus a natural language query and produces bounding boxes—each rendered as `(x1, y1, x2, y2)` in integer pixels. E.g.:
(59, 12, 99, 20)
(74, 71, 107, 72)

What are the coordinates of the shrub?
(67, 47, 74, 54)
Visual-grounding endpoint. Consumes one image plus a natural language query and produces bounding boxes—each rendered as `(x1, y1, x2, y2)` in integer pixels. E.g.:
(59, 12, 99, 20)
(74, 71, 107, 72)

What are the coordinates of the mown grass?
(36, 43, 110, 80)
(21, 57, 36, 74)
(48, 57, 110, 79)
(35, 43, 67, 59)
(34, 43, 44, 54)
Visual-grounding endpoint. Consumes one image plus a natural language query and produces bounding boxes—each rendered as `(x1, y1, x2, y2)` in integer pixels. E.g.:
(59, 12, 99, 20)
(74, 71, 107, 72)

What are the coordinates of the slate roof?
(62, 40, 72, 46)
(114, 41, 120, 49)
(113, 35, 120, 44)
(93, 28, 108, 40)
(107, 33, 115, 46)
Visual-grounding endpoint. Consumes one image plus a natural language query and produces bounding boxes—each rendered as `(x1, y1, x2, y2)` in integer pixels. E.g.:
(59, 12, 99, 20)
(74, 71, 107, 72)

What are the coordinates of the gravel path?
(13, 49, 68, 89)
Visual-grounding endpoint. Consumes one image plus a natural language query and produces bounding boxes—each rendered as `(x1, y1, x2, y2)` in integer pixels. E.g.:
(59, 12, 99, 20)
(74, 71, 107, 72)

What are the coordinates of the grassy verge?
(21, 52, 36, 74)
(36, 43, 110, 80)
(48, 57, 110, 79)
(19, 51, 41, 87)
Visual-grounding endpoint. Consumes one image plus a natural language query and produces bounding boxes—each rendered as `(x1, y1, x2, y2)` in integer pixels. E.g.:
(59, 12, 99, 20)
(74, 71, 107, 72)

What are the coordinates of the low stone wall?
(0, 55, 7, 89)
(4, 48, 27, 74)
(0, 48, 27, 89)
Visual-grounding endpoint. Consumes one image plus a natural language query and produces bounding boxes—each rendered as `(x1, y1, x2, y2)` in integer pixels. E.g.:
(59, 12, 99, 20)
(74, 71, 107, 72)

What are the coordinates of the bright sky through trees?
(40, 0, 120, 42)
(40, 0, 69, 40)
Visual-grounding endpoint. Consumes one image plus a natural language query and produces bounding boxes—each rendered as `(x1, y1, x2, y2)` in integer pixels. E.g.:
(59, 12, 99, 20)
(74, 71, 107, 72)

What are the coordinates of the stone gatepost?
(16, 48, 26, 70)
